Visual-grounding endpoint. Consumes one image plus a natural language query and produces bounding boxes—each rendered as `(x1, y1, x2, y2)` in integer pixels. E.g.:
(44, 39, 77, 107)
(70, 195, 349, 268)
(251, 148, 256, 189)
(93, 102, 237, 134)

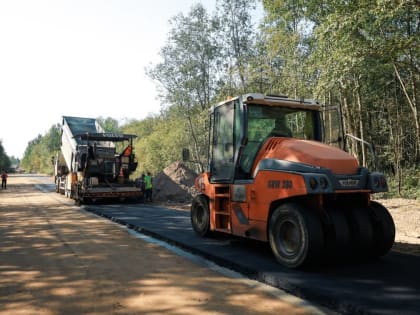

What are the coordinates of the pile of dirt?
(153, 162, 198, 203)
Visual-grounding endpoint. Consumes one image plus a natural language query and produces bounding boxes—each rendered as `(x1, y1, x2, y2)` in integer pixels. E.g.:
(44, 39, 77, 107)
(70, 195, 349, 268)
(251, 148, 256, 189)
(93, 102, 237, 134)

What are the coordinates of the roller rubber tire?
(326, 208, 351, 258)
(268, 203, 324, 268)
(346, 207, 374, 256)
(369, 201, 395, 257)
(191, 194, 211, 237)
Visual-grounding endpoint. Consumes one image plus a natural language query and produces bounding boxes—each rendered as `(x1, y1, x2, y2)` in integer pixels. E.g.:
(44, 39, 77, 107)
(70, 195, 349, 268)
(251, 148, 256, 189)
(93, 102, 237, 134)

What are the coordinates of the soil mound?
(153, 162, 198, 202)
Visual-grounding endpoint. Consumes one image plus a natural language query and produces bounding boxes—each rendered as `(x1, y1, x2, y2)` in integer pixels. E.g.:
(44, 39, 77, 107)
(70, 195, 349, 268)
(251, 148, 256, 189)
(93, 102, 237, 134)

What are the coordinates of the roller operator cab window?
(240, 104, 319, 175)
(210, 102, 236, 182)
(247, 104, 318, 142)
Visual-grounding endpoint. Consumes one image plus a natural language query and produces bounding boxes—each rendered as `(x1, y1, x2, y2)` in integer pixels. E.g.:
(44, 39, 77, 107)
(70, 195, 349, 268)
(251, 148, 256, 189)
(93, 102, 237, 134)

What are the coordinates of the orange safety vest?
(122, 145, 132, 156)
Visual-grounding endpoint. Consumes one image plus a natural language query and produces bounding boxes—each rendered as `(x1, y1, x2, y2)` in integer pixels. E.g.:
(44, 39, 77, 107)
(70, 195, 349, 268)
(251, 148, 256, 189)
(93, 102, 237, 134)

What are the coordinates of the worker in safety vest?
(122, 145, 132, 156)
(144, 172, 153, 202)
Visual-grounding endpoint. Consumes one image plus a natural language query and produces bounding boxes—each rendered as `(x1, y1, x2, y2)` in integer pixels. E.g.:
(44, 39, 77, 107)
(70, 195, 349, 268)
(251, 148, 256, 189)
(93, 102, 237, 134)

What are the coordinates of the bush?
(383, 168, 420, 199)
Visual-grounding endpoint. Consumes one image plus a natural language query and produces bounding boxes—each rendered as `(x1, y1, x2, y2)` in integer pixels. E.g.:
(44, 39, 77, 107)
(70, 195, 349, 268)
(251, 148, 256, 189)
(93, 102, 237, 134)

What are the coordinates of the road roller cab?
(189, 93, 395, 268)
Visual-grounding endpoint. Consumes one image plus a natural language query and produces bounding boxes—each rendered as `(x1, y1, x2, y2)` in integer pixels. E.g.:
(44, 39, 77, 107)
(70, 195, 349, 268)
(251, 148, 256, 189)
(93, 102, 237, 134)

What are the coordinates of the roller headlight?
(368, 173, 388, 192)
(320, 177, 328, 189)
(309, 177, 318, 190)
(304, 174, 333, 193)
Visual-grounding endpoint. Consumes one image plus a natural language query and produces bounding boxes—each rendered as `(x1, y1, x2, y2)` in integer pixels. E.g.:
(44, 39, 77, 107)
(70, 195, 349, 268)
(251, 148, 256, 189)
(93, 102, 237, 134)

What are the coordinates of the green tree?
(97, 116, 120, 132)
(21, 124, 61, 174)
(0, 140, 11, 171)
(146, 4, 220, 171)
(215, 0, 257, 94)
(260, 0, 314, 98)
(9, 156, 20, 168)
(122, 107, 206, 175)
(373, 0, 420, 162)
(147, 4, 219, 110)
(308, 0, 419, 173)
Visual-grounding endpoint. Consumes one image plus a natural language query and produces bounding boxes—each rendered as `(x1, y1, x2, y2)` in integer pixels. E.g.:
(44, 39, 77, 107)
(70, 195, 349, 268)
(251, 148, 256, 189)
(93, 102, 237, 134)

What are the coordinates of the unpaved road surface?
(378, 198, 420, 256)
(0, 175, 327, 315)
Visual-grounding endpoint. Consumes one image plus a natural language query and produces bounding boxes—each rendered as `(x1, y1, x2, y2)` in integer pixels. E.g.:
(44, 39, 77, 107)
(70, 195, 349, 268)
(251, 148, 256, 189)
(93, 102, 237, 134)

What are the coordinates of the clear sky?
(0, 0, 218, 159)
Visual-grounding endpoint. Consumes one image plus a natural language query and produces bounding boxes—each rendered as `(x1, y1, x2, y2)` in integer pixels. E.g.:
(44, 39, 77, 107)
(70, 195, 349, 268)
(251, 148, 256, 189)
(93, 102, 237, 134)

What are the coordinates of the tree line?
(0, 140, 11, 171)
(20, 0, 419, 197)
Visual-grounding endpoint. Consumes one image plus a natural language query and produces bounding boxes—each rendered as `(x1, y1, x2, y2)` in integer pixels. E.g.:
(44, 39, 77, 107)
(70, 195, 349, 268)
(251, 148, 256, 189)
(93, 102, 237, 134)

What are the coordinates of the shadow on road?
(0, 179, 319, 315)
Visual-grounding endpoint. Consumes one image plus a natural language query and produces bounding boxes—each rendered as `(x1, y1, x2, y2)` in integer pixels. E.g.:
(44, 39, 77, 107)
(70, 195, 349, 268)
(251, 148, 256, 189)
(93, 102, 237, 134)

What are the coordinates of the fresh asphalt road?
(70, 201, 420, 315)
